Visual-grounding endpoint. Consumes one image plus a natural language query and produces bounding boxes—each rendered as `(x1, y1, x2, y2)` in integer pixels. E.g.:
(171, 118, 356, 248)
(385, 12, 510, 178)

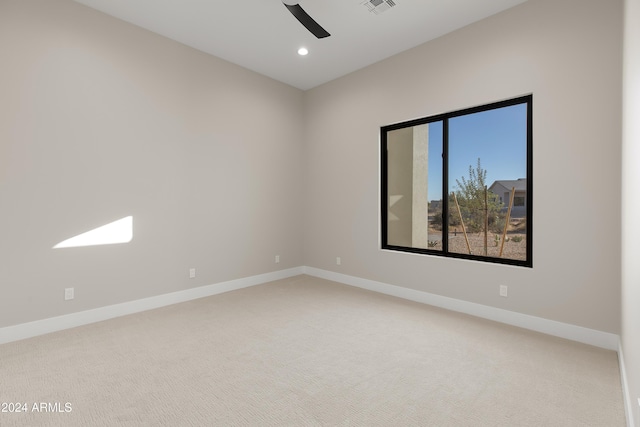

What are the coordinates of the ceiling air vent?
(361, 0, 396, 14)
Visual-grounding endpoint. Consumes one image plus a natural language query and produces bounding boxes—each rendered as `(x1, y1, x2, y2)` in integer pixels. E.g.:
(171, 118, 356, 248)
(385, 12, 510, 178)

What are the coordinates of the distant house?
(489, 178, 527, 218)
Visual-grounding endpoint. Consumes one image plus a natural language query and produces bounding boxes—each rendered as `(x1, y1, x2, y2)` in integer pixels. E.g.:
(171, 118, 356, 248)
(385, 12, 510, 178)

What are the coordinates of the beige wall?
(0, 0, 626, 344)
(622, 0, 640, 420)
(0, 0, 305, 327)
(304, 0, 623, 333)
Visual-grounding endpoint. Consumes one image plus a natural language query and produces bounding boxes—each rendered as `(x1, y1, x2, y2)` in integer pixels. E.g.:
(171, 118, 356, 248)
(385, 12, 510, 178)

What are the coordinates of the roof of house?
(489, 178, 527, 192)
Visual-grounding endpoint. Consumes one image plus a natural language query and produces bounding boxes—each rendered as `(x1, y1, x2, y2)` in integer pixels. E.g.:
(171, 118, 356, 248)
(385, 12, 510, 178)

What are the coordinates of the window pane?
(386, 121, 443, 250)
(447, 104, 528, 261)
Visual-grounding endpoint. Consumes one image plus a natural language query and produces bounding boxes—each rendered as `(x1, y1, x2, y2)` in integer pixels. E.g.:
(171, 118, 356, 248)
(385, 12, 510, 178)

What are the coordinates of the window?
(381, 95, 532, 267)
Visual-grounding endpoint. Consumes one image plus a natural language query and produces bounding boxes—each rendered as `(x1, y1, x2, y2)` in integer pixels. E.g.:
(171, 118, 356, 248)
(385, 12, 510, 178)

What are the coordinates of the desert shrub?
(489, 213, 506, 234)
(452, 159, 504, 234)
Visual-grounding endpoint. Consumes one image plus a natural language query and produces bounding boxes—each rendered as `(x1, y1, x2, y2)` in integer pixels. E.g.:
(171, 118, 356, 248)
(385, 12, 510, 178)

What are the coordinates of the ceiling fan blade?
(283, 3, 330, 39)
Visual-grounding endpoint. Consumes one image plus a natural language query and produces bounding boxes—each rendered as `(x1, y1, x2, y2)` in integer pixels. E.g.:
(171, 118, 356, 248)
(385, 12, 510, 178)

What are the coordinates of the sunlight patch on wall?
(53, 216, 133, 249)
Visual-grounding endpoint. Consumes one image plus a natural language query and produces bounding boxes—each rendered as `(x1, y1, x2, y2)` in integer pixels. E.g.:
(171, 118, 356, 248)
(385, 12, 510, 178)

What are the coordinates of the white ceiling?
(73, 0, 527, 90)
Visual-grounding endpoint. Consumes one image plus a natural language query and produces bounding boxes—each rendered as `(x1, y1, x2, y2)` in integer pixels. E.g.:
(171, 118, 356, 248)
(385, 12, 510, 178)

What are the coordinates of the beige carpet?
(0, 275, 625, 426)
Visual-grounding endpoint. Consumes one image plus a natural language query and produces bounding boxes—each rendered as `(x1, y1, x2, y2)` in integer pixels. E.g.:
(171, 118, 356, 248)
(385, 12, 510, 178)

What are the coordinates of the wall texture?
(0, 0, 305, 327)
(622, 0, 640, 421)
(303, 0, 623, 333)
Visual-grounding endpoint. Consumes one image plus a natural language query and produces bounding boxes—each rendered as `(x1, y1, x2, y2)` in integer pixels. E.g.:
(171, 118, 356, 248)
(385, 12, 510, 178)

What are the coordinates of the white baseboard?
(303, 267, 620, 351)
(619, 343, 636, 427)
(0, 266, 620, 353)
(0, 267, 304, 345)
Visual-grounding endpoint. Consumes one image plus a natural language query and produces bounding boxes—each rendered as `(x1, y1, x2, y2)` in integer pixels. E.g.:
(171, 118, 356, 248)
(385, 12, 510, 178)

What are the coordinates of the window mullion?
(442, 118, 449, 254)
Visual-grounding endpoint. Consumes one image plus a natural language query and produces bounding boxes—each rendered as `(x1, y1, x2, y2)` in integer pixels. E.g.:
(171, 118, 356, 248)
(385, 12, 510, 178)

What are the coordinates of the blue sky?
(427, 103, 527, 201)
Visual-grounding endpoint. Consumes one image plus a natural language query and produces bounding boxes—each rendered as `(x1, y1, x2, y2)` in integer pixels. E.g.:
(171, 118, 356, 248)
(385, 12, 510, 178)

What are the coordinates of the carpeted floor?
(0, 275, 626, 426)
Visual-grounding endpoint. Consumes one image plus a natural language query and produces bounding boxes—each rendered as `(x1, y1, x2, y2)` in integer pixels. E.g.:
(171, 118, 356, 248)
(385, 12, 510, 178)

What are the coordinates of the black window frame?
(380, 95, 533, 268)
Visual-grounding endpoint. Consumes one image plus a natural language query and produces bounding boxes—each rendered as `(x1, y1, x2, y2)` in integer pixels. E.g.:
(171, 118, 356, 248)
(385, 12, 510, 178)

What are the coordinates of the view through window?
(381, 95, 532, 267)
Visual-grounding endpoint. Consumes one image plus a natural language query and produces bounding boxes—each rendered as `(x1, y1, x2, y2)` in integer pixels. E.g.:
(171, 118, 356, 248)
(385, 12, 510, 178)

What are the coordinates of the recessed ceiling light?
(298, 47, 309, 56)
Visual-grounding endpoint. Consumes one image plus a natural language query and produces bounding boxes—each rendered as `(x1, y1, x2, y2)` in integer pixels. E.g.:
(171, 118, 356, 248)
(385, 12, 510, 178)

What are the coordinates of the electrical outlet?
(336, 257, 341, 266)
(499, 285, 508, 297)
(275, 255, 280, 264)
(189, 268, 196, 279)
(64, 288, 74, 301)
